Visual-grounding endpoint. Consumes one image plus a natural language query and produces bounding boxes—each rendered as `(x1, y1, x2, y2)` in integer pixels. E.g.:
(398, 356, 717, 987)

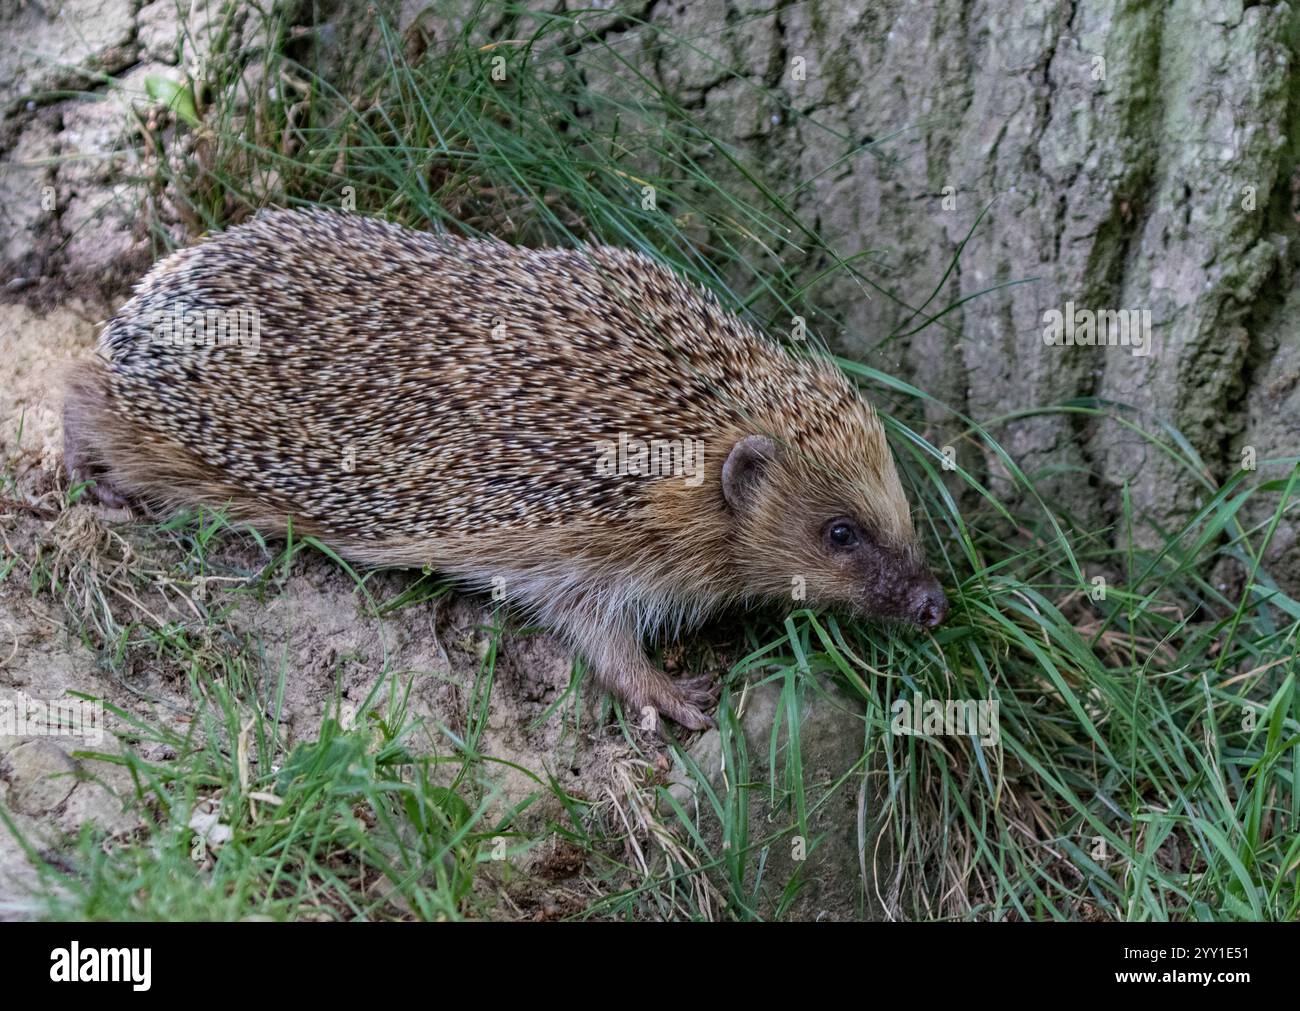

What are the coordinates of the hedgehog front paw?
(672, 673, 722, 712)
(644, 675, 717, 733)
(581, 631, 718, 733)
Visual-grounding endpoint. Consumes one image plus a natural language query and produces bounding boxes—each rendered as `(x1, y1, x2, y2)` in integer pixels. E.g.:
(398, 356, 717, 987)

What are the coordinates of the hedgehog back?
(98, 209, 865, 541)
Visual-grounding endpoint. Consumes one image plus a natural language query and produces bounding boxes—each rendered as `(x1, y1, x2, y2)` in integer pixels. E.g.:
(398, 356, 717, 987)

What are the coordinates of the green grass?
(4, 512, 501, 920)
(3, 0, 1296, 920)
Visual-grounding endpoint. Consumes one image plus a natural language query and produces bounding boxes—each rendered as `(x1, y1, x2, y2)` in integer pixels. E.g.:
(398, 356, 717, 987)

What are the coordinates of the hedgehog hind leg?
(61, 361, 129, 508)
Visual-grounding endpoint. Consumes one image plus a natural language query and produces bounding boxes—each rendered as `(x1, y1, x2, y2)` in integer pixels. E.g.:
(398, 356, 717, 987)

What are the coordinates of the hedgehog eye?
(825, 519, 860, 551)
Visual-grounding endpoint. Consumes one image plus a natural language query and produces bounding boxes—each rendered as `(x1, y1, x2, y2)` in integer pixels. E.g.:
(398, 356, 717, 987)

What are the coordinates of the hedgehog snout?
(908, 576, 949, 629)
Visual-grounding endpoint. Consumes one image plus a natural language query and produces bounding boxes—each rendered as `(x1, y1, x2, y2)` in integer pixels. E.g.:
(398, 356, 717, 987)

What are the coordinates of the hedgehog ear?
(721, 434, 778, 513)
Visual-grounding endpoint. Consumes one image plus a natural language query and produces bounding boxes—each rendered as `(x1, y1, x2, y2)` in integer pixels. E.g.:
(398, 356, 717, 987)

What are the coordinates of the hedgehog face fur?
(63, 208, 948, 731)
(715, 426, 946, 629)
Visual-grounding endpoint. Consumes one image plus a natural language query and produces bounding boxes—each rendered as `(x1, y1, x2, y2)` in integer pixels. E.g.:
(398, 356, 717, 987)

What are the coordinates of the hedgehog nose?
(910, 580, 948, 629)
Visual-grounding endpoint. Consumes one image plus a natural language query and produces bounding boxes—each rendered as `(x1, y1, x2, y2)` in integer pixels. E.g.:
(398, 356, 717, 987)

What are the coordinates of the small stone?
(2, 740, 79, 815)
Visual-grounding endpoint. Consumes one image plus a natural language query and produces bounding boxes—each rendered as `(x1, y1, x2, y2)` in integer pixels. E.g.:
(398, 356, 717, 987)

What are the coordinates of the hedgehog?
(63, 208, 948, 730)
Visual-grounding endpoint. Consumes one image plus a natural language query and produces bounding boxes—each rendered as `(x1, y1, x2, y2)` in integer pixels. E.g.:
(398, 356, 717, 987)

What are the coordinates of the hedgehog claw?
(648, 675, 718, 733)
(657, 699, 712, 733)
(675, 673, 720, 701)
